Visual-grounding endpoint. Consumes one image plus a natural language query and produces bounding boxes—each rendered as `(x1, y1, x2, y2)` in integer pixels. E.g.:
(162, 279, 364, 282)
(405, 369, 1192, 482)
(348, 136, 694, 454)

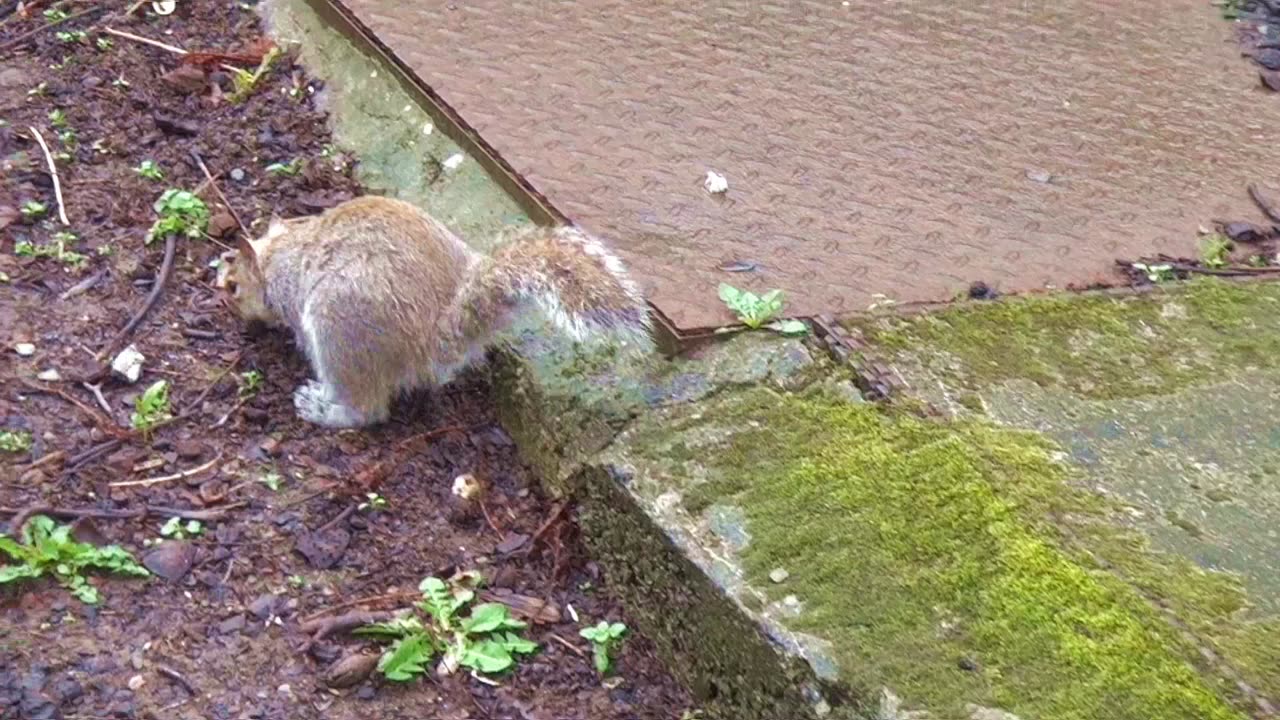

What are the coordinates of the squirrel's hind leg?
(293, 379, 388, 428)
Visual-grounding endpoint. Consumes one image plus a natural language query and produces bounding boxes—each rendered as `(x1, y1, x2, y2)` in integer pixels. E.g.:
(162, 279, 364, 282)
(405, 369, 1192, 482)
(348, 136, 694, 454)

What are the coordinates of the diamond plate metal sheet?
(335, 0, 1280, 329)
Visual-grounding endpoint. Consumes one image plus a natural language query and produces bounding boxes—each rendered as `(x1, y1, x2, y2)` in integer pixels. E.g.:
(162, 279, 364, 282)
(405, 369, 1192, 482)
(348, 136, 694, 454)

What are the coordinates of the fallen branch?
(97, 232, 176, 360)
(547, 633, 588, 660)
(297, 610, 395, 653)
(101, 26, 242, 73)
(1248, 183, 1280, 225)
(59, 269, 105, 301)
(27, 127, 69, 226)
(0, 4, 108, 55)
(191, 151, 249, 239)
(82, 382, 111, 414)
(109, 456, 219, 488)
(155, 664, 197, 697)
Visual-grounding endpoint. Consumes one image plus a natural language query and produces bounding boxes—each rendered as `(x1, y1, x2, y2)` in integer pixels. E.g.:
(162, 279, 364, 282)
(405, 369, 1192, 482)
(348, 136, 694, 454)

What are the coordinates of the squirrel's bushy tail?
(468, 225, 653, 350)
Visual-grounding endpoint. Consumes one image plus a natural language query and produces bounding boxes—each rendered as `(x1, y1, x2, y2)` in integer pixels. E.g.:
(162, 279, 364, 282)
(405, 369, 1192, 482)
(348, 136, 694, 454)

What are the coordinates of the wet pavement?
(330, 0, 1278, 329)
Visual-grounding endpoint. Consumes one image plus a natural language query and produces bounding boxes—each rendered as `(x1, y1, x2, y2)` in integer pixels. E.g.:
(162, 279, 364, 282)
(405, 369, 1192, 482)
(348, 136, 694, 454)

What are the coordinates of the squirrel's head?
(218, 217, 288, 325)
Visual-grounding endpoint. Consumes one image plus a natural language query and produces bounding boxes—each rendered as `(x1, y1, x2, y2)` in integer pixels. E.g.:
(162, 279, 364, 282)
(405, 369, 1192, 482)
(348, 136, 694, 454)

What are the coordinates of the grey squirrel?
(219, 196, 652, 428)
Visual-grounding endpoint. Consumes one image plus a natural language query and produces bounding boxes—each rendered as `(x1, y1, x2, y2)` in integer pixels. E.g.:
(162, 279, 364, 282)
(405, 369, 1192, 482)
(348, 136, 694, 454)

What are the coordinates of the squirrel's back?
(227, 196, 651, 428)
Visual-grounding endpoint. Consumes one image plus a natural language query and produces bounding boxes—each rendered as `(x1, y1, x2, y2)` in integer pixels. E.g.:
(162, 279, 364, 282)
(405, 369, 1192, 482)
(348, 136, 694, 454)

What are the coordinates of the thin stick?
(101, 26, 241, 73)
(27, 127, 68, 226)
(547, 633, 588, 660)
(1248, 183, 1280, 225)
(2, 502, 245, 537)
(97, 233, 176, 360)
(82, 382, 111, 414)
(19, 378, 125, 438)
(109, 456, 219, 488)
(299, 590, 418, 623)
(0, 4, 107, 55)
(191, 151, 249, 239)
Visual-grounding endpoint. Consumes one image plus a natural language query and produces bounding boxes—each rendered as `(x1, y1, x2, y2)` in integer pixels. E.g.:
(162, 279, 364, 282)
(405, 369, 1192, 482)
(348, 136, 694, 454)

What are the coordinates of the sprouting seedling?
(43, 7, 70, 21)
(21, 201, 47, 220)
(1201, 233, 1233, 269)
(358, 492, 388, 511)
(147, 189, 209, 244)
(258, 469, 283, 492)
(55, 30, 87, 43)
(265, 158, 304, 176)
(134, 160, 164, 181)
(96, 36, 114, 51)
(1131, 262, 1175, 283)
(130, 380, 172, 433)
(717, 284, 807, 335)
(238, 369, 264, 397)
(159, 517, 203, 539)
(0, 430, 33, 453)
(579, 621, 627, 676)
(229, 45, 282, 103)
(48, 109, 68, 128)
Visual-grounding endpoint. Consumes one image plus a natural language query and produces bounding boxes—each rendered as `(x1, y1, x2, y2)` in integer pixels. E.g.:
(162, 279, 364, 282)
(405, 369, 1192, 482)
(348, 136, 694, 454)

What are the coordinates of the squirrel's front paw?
(293, 380, 366, 428)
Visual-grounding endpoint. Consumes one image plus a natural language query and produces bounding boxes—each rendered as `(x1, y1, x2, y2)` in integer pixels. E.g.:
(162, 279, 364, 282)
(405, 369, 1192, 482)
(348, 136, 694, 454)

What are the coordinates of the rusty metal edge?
(305, 0, 686, 353)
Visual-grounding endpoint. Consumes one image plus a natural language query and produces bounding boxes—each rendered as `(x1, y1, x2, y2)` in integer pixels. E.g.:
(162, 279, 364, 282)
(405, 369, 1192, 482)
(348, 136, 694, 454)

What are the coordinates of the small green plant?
(265, 158, 304, 176)
(287, 574, 307, 588)
(96, 36, 114, 51)
(55, 30, 87, 43)
(358, 492, 388, 511)
(43, 7, 70, 21)
(48, 109, 68, 128)
(717, 284, 806, 334)
(1132, 262, 1175, 283)
(0, 430, 33, 453)
(356, 575, 539, 681)
(159, 517, 203, 540)
(20, 201, 47, 220)
(0, 515, 148, 604)
(130, 380, 172, 433)
(258, 469, 282, 492)
(229, 46, 282, 103)
(579, 621, 627, 675)
(147, 189, 209, 244)
(1249, 254, 1270, 268)
(134, 160, 164, 181)
(238, 369, 264, 398)
(1201, 234, 1233, 269)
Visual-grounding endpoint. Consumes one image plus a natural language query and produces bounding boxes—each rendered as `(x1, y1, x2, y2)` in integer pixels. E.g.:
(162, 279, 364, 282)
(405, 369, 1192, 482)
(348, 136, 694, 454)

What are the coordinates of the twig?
(27, 127, 69, 226)
(182, 350, 242, 415)
(211, 396, 250, 428)
(97, 233, 176, 361)
(1, 502, 245, 536)
(101, 26, 241, 73)
(1248, 183, 1280, 225)
(0, 4, 107, 54)
(109, 456, 219, 488)
(19, 378, 126, 438)
(299, 591, 417, 623)
(297, 610, 395, 653)
(521, 502, 568, 556)
(64, 438, 121, 472)
(547, 633, 588, 660)
(478, 499, 503, 537)
(191, 151, 249, 239)
(181, 327, 220, 341)
(155, 664, 197, 697)
(59, 269, 105, 301)
(21, 450, 66, 472)
(315, 504, 356, 534)
(82, 382, 110, 414)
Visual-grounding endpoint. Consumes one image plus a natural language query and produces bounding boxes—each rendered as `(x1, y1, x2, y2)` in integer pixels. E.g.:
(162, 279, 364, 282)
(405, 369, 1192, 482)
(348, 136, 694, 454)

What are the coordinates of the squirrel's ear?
(236, 233, 257, 263)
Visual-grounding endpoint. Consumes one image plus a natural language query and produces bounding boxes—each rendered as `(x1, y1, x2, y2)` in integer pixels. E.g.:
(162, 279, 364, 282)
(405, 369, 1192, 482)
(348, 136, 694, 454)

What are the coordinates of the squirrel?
(218, 196, 652, 428)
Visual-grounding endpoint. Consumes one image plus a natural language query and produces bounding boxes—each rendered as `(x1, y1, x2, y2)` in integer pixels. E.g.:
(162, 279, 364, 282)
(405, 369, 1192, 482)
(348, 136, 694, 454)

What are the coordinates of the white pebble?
(14, 343, 35, 357)
(36, 369, 61, 382)
(111, 345, 146, 384)
(442, 154, 465, 171)
(704, 170, 729, 194)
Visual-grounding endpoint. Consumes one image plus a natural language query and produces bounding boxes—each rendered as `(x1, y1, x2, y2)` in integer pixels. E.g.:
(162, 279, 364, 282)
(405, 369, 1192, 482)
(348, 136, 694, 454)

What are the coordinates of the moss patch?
(661, 387, 1256, 719)
(857, 279, 1280, 400)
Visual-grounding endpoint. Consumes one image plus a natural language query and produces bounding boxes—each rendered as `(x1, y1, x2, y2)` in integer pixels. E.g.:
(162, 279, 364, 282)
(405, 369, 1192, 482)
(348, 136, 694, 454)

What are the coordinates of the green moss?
(669, 387, 1253, 720)
(858, 280, 1280, 400)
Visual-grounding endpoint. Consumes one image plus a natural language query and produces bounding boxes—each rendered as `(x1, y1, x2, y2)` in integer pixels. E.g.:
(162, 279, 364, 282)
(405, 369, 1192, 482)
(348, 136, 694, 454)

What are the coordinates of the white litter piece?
(422, 122, 434, 136)
(111, 345, 146, 384)
(14, 343, 35, 357)
(704, 170, 729, 194)
(442, 154, 465, 171)
(37, 369, 61, 382)
(152, 0, 176, 15)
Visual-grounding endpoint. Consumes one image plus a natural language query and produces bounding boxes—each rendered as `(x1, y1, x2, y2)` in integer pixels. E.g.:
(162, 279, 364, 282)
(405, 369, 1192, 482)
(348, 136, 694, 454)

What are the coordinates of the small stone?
(1258, 48, 1280, 71)
(1025, 168, 1051, 184)
(36, 369, 60, 381)
(142, 540, 195, 582)
(442, 153, 464, 171)
(768, 568, 790, 584)
(355, 684, 376, 701)
(704, 170, 729, 194)
(110, 345, 145, 384)
(957, 656, 979, 672)
(216, 614, 246, 635)
(967, 704, 1023, 720)
(783, 594, 800, 609)
(229, 168, 247, 182)
(175, 440, 204, 460)
(14, 343, 35, 357)
(323, 653, 378, 689)
(127, 674, 145, 691)
(206, 211, 237, 239)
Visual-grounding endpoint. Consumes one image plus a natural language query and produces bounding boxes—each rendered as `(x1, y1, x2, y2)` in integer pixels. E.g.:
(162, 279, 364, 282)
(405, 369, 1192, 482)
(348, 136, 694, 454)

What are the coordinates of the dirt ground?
(0, 3, 691, 719)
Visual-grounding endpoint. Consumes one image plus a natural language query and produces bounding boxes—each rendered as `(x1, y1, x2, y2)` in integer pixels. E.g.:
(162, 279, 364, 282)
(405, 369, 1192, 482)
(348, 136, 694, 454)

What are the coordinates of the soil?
(0, 3, 691, 719)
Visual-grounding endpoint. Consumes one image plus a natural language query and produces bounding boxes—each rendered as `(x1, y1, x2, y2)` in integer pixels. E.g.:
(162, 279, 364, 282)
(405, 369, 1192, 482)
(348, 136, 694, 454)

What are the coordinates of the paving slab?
(327, 0, 1277, 329)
